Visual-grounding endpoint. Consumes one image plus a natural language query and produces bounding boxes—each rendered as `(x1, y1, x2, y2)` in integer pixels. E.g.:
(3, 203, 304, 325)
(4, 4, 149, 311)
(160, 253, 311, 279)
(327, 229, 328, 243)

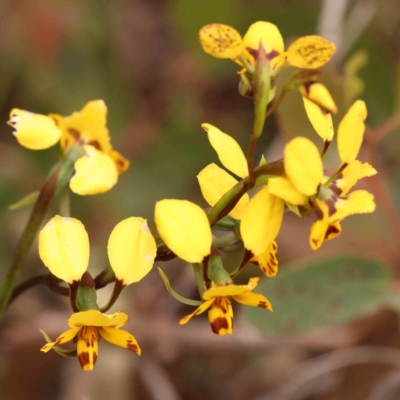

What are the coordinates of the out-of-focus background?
(1, 0, 400, 399)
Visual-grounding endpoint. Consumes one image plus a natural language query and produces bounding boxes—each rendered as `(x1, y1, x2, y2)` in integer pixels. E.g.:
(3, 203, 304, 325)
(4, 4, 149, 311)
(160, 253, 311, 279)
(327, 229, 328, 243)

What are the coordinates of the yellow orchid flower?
(7, 100, 129, 195)
(41, 309, 140, 371)
(38, 215, 156, 370)
(199, 21, 336, 72)
(180, 277, 272, 335)
(197, 124, 284, 277)
(268, 100, 377, 250)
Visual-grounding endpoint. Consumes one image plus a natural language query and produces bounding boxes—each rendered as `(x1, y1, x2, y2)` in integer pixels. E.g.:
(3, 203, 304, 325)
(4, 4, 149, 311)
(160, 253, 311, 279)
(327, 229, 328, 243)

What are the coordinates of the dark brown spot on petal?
(325, 224, 340, 239)
(257, 301, 271, 310)
(312, 238, 319, 246)
(272, 243, 277, 251)
(87, 140, 102, 151)
(78, 351, 90, 369)
(210, 317, 230, 334)
(127, 343, 139, 353)
(68, 128, 81, 141)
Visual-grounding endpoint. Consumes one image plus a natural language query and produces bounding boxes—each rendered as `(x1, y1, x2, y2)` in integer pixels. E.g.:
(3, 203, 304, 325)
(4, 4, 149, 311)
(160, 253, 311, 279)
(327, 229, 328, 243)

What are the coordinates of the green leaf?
(8, 190, 39, 210)
(158, 268, 202, 306)
(244, 255, 397, 336)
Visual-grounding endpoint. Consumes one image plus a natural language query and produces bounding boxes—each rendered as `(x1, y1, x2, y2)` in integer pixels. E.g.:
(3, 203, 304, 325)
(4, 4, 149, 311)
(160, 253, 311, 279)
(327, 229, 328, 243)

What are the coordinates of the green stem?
(207, 160, 284, 226)
(237, 54, 254, 75)
(265, 87, 289, 120)
(100, 280, 124, 312)
(58, 186, 70, 217)
(0, 168, 60, 319)
(246, 135, 258, 188)
(192, 263, 206, 299)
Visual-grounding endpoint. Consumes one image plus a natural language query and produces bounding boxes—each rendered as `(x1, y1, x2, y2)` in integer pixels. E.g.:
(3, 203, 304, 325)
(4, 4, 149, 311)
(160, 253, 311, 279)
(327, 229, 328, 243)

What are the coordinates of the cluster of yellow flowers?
(6, 21, 376, 371)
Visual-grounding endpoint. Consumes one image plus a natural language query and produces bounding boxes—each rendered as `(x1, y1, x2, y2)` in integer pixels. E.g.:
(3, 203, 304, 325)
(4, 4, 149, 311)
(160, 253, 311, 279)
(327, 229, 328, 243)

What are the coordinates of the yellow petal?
(68, 310, 129, 329)
(310, 220, 341, 250)
(287, 35, 336, 69)
(268, 176, 308, 205)
(284, 137, 323, 196)
(197, 163, 249, 219)
(240, 186, 284, 256)
(108, 149, 130, 175)
(208, 296, 233, 335)
(333, 190, 376, 221)
(40, 327, 81, 353)
(335, 160, 377, 196)
(39, 215, 89, 284)
(203, 277, 260, 299)
(202, 123, 248, 178)
(300, 83, 337, 114)
(99, 327, 141, 355)
(77, 326, 99, 371)
(302, 97, 334, 142)
(250, 241, 278, 277)
(8, 109, 61, 150)
(179, 298, 215, 325)
(199, 24, 242, 59)
(155, 199, 212, 263)
(242, 21, 284, 66)
(337, 100, 367, 164)
(70, 145, 118, 195)
(107, 217, 156, 286)
(233, 292, 273, 310)
(55, 100, 112, 154)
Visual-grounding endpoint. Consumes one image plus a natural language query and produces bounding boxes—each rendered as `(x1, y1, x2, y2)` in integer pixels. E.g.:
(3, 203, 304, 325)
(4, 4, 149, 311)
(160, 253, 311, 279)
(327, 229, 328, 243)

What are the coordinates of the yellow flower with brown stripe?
(7, 100, 129, 195)
(268, 100, 377, 250)
(180, 277, 272, 335)
(41, 310, 140, 371)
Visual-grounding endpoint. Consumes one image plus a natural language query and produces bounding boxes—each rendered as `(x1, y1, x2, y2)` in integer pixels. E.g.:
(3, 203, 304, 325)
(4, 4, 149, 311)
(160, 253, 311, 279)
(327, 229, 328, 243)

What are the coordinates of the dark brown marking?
(325, 224, 340, 239)
(257, 301, 271, 310)
(127, 343, 139, 353)
(78, 351, 90, 368)
(68, 128, 81, 140)
(210, 317, 229, 334)
(87, 140, 102, 150)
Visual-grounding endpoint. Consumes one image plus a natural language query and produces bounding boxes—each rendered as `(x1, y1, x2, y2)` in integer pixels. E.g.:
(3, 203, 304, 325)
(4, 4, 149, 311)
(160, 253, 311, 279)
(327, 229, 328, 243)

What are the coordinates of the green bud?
(208, 255, 232, 285)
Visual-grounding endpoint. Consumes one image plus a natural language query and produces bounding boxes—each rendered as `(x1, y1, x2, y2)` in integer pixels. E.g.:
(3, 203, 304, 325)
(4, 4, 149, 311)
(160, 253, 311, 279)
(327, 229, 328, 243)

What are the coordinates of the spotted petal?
(287, 35, 336, 69)
(179, 298, 215, 325)
(232, 292, 272, 311)
(40, 327, 80, 353)
(55, 100, 111, 153)
(335, 160, 377, 195)
(99, 327, 141, 355)
(199, 24, 242, 59)
(208, 297, 233, 335)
